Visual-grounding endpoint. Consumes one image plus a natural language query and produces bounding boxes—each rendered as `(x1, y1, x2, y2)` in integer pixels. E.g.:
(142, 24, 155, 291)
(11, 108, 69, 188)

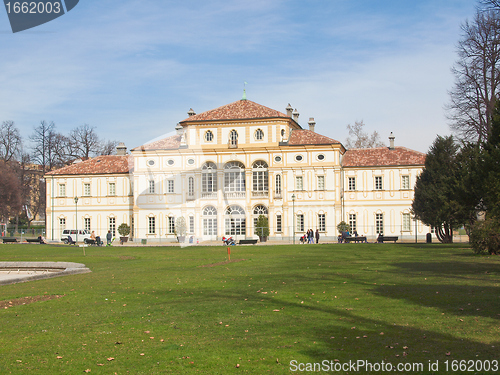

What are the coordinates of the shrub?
(117, 223, 131, 237)
(469, 218, 500, 255)
(254, 215, 270, 238)
(175, 217, 187, 237)
(337, 221, 350, 234)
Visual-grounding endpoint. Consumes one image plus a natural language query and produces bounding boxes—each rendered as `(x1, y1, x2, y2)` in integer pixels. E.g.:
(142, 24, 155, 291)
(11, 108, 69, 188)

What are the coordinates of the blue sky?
(0, 0, 477, 153)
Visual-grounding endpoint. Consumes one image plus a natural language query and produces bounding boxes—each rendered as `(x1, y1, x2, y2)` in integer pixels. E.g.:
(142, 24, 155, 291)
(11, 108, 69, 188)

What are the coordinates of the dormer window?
(255, 129, 264, 140)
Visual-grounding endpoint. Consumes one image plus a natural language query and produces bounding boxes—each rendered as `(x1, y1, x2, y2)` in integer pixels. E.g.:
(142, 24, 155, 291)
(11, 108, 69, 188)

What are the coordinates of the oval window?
(317, 154, 325, 161)
(147, 160, 155, 166)
(274, 155, 282, 163)
(187, 159, 195, 165)
(167, 159, 175, 166)
(295, 155, 303, 162)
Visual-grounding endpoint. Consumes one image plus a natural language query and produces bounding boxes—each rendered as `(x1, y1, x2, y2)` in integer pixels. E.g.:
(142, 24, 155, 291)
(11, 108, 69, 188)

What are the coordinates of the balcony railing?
(201, 192, 217, 199)
(223, 192, 245, 199)
(252, 191, 269, 198)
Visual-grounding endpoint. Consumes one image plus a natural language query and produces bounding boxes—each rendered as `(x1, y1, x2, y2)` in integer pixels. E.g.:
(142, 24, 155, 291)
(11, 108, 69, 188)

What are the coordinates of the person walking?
(106, 230, 112, 246)
(315, 229, 320, 244)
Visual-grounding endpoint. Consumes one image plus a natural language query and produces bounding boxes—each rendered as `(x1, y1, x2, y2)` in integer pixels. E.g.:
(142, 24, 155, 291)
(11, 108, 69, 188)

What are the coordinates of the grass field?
(0, 243, 498, 374)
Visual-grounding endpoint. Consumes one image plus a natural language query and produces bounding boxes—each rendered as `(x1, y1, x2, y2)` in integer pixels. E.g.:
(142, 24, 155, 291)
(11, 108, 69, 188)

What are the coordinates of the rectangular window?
(202, 172, 216, 192)
(402, 175, 410, 190)
(131, 217, 134, 238)
(348, 177, 356, 191)
(349, 214, 357, 232)
(84, 218, 91, 231)
(376, 213, 384, 234)
(149, 180, 155, 194)
(189, 216, 194, 234)
(375, 176, 383, 190)
(167, 179, 174, 193)
(59, 184, 66, 196)
(83, 183, 91, 196)
(59, 218, 66, 231)
(225, 218, 245, 235)
(252, 170, 268, 192)
(296, 214, 304, 232)
(168, 217, 175, 234)
(224, 171, 245, 192)
(109, 217, 116, 236)
(109, 182, 116, 196)
(275, 174, 282, 194)
(188, 177, 194, 196)
(318, 214, 326, 232)
(148, 217, 156, 234)
(402, 213, 411, 231)
(276, 215, 282, 233)
(317, 176, 325, 190)
(296, 176, 303, 190)
(204, 218, 218, 235)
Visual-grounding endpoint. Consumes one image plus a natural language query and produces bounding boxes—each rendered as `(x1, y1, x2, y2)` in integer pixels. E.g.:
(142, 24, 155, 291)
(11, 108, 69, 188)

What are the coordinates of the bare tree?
(344, 120, 385, 149)
(0, 121, 22, 162)
(0, 161, 21, 222)
(447, 10, 500, 143)
(479, 0, 500, 10)
(97, 139, 119, 156)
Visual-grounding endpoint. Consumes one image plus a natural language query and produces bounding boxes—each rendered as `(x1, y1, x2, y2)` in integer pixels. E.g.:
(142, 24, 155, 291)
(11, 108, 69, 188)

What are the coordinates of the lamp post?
(292, 194, 296, 244)
(74, 197, 79, 244)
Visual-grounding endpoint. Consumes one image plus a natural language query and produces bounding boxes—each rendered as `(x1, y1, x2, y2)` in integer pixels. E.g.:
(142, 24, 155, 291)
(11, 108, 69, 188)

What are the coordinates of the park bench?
(238, 239, 258, 245)
(2, 238, 18, 243)
(378, 236, 399, 243)
(344, 236, 367, 243)
(84, 238, 103, 246)
(26, 238, 42, 244)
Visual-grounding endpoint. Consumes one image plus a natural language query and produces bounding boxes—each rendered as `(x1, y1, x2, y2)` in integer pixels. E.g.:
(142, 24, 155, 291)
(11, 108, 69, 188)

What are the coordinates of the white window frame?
(149, 180, 155, 194)
(348, 177, 356, 191)
(83, 183, 91, 196)
(167, 179, 174, 193)
(349, 214, 357, 232)
(318, 213, 326, 232)
(295, 176, 303, 191)
(375, 213, 384, 234)
(59, 184, 66, 197)
(317, 176, 325, 190)
(402, 175, 410, 190)
(109, 182, 116, 196)
(375, 176, 383, 190)
(148, 217, 156, 234)
(402, 213, 411, 231)
(84, 217, 91, 231)
(168, 217, 175, 234)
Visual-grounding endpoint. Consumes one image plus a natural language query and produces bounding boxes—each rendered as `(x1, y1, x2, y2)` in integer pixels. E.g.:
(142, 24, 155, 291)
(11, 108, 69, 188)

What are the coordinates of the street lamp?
(292, 194, 296, 245)
(74, 197, 79, 244)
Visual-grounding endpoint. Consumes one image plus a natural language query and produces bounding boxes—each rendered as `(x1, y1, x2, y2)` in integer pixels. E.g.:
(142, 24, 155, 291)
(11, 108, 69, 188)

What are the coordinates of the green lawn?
(0, 243, 498, 374)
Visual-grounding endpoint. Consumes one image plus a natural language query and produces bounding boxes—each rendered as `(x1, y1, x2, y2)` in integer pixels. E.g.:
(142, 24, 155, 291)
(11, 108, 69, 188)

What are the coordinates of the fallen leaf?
(446, 352, 451, 356)
(84, 370, 91, 373)
(273, 309, 280, 312)
(140, 353, 145, 356)
(107, 357, 114, 361)
(56, 356, 63, 359)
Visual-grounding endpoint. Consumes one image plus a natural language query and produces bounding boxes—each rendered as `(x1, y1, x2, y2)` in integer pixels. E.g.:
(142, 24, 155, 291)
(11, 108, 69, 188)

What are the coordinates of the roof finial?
(242, 81, 248, 100)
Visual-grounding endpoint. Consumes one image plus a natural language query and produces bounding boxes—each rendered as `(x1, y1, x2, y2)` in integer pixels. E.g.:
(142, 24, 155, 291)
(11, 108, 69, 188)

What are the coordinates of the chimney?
(292, 108, 299, 122)
(175, 123, 184, 136)
(308, 117, 316, 132)
(389, 132, 395, 150)
(116, 142, 127, 156)
(187, 108, 196, 117)
(286, 103, 293, 117)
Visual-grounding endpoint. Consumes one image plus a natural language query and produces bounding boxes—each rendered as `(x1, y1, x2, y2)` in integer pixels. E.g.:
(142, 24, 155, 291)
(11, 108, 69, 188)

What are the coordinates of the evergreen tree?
(412, 136, 463, 243)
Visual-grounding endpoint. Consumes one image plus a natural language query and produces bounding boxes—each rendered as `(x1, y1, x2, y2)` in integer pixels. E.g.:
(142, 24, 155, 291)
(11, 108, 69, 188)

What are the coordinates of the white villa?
(45, 98, 428, 243)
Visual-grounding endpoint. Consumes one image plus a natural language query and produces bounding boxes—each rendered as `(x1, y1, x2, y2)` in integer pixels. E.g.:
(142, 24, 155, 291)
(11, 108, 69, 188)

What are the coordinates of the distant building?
(45, 98, 427, 243)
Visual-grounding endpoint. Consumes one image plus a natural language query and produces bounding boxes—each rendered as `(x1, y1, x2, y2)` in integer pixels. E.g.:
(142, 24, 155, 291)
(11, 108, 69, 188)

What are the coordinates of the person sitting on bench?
(37, 235, 46, 244)
(67, 235, 76, 245)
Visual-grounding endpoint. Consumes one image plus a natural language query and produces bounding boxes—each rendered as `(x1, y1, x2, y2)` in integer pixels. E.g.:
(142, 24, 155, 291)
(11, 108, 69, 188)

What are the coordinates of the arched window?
(202, 162, 217, 193)
(252, 161, 268, 192)
(225, 205, 246, 235)
(205, 130, 214, 142)
(229, 129, 238, 147)
(255, 129, 264, 140)
(224, 162, 245, 192)
(202, 206, 217, 236)
(253, 205, 268, 215)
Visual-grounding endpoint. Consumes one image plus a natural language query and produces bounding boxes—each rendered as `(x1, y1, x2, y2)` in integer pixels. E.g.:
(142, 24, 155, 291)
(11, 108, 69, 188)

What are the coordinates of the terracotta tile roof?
(287, 129, 341, 145)
(132, 135, 181, 151)
(342, 147, 426, 167)
(180, 99, 289, 122)
(46, 155, 132, 176)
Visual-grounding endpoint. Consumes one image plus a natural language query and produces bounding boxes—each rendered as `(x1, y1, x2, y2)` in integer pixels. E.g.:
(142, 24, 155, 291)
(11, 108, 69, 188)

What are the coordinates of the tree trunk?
(436, 224, 453, 243)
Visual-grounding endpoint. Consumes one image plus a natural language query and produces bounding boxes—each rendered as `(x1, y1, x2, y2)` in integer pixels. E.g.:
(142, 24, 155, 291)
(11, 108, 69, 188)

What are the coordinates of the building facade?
(45, 99, 427, 243)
